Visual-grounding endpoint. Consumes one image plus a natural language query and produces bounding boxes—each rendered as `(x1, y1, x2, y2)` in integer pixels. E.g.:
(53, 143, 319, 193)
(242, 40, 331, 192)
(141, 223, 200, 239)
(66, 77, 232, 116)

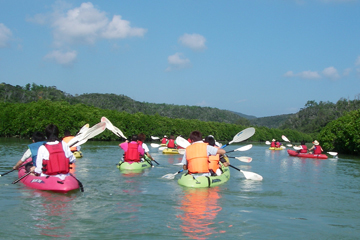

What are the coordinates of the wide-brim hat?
(164, 135, 167, 137)
(272, 139, 276, 142)
(313, 140, 319, 145)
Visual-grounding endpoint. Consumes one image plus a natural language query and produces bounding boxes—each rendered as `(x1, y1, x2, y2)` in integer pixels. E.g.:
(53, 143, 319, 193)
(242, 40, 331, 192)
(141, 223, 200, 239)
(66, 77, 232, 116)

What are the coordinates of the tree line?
(0, 100, 312, 144)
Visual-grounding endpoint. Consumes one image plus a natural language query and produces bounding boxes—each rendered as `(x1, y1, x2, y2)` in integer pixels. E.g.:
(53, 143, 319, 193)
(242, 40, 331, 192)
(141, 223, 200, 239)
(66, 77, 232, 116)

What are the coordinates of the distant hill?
(231, 111, 257, 120)
(0, 82, 251, 124)
(250, 114, 293, 128)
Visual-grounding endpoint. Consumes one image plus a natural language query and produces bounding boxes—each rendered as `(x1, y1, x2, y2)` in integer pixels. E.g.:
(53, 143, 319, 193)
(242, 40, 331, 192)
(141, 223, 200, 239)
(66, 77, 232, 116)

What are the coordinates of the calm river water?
(0, 138, 359, 239)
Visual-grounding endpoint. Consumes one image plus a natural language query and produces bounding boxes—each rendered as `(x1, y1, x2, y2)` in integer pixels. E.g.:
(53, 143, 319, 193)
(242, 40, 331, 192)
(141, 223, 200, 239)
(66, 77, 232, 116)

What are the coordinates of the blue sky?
(1, 0, 360, 118)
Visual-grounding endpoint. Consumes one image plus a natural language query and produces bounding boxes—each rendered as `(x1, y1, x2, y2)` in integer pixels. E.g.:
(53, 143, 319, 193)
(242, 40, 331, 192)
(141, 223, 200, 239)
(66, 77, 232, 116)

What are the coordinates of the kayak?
(162, 148, 179, 154)
(269, 146, 285, 150)
(287, 149, 328, 159)
(73, 151, 83, 158)
(117, 155, 152, 171)
(177, 163, 230, 188)
(17, 159, 80, 193)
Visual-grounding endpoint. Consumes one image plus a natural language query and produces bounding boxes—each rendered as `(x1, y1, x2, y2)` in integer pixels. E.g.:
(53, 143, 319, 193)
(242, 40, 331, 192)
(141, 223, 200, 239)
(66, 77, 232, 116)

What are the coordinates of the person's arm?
(181, 152, 187, 170)
(13, 149, 31, 169)
(35, 146, 47, 174)
(62, 141, 76, 163)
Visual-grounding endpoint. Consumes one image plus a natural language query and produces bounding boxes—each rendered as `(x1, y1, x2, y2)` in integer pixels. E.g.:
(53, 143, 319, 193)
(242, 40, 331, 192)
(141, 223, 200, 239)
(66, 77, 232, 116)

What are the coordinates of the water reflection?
(27, 190, 76, 238)
(177, 187, 223, 239)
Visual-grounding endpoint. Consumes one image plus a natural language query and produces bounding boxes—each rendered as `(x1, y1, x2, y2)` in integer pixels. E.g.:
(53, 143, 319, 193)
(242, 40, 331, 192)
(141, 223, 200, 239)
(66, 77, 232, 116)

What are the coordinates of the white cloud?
(355, 56, 360, 66)
(165, 52, 191, 71)
(284, 70, 321, 79)
(44, 50, 77, 65)
(322, 66, 340, 80)
(178, 33, 206, 51)
(30, 2, 146, 47)
(0, 23, 12, 48)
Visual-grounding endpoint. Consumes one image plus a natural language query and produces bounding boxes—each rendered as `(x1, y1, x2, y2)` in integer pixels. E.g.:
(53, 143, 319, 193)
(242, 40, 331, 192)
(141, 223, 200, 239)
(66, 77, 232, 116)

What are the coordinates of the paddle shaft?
(1, 162, 28, 177)
(12, 171, 32, 184)
(70, 173, 84, 192)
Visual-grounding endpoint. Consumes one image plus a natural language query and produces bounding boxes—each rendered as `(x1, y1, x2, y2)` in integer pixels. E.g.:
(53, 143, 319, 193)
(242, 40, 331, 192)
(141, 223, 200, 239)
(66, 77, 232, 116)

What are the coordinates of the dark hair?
(32, 131, 46, 142)
(138, 133, 146, 142)
(204, 135, 215, 146)
(189, 131, 202, 142)
(64, 129, 72, 137)
(45, 124, 60, 142)
(131, 135, 138, 141)
(301, 141, 306, 145)
(169, 135, 175, 140)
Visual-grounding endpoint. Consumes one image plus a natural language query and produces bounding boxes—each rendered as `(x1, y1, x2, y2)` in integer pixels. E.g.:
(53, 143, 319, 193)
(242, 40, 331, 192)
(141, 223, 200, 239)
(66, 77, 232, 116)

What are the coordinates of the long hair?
(45, 124, 60, 142)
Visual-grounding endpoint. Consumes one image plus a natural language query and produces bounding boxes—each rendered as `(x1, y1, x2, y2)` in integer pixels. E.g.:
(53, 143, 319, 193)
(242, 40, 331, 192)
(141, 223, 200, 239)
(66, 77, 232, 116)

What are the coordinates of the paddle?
(221, 127, 256, 148)
(327, 152, 338, 157)
(228, 165, 263, 181)
(101, 117, 127, 139)
(175, 136, 191, 148)
(67, 122, 106, 148)
(151, 143, 161, 148)
(282, 135, 292, 144)
(227, 156, 253, 163)
(265, 141, 270, 145)
(151, 136, 160, 140)
(293, 146, 302, 151)
(225, 144, 253, 153)
(12, 171, 32, 184)
(0, 162, 28, 177)
(70, 173, 84, 192)
(161, 169, 183, 180)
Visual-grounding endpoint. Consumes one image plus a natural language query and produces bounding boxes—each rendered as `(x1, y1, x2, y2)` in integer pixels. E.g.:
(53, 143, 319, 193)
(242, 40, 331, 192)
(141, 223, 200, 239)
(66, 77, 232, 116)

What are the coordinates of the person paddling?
(161, 135, 168, 145)
(137, 133, 155, 162)
(34, 124, 76, 179)
(13, 131, 46, 172)
(270, 139, 276, 148)
(119, 135, 145, 163)
(166, 135, 177, 149)
(309, 140, 323, 154)
(204, 135, 230, 176)
(180, 131, 226, 178)
(295, 141, 308, 153)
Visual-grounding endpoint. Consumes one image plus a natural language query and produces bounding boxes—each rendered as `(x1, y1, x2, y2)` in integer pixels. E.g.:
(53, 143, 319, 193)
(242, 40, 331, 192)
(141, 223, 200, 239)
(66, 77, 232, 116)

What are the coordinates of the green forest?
(1, 82, 360, 155)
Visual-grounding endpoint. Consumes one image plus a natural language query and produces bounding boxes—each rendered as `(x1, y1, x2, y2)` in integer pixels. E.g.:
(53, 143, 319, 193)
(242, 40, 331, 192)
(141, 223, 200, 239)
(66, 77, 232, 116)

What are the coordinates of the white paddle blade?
(76, 123, 89, 136)
(282, 135, 290, 142)
(85, 122, 107, 139)
(158, 147, 167, 151)
(173, 163, 185, 166)
(178, 149, 186, 155)
(327, 152, 338, 156)
(235, 144, 253, 152)
(293, 146, 302, 151)
(229, 127, 255, 144)
(101, 116, 127, 139)
(265, 141, 270, 145)
(161, 173, 176, 180)
(241, 170, 263, 181)
(151, 143, 160, 148)
(176, 136, 191, 149)
(151, 136, 160, 140)
(286, 144, 293, 147)
(235, 156, 253, 163)
(280, 146, 286, 149)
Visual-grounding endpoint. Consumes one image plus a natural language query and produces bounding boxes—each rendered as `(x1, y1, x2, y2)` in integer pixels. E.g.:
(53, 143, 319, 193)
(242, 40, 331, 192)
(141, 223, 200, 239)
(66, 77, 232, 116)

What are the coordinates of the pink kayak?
(287, 149, 328, 159)
(17, 159, 80, 193)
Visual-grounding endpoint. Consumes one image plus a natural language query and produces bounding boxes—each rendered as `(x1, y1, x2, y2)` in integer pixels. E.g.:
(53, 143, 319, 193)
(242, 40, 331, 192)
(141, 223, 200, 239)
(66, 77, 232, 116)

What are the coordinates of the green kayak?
(117, 155, 152, 171)
(177, 164, 230, 188)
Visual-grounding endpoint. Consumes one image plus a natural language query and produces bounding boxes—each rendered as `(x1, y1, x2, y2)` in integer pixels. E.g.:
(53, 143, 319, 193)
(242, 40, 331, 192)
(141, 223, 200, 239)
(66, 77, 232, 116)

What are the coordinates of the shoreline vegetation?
(1, 82, 359, 155)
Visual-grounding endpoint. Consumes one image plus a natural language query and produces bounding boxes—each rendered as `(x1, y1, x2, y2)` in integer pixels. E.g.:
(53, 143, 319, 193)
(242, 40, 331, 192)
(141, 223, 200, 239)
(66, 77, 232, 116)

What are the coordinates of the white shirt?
(35, 141, 76, 180)
(20, 149, 31, 162)
(142, 143, 150, 153)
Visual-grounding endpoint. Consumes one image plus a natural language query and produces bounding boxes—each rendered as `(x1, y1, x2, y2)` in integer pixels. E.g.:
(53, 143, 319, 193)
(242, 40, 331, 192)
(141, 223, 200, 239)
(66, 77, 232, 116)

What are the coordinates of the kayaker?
(204, 135, 230, 176)
(295, 141, 308, 153)
(119, 135, 145, 162)
(13, 131, 46, 172)
(166, 135, 177, 149)
(275, 140, 281, 148)
(308, 140, 323, 154)
(161, 135, 168, 145)
(181, 131, 226, 178)
(62, 130, 80, 153)
(137, 133, 155, 162)
(34, 124, 76, 179)
(270, 139, 276, 148)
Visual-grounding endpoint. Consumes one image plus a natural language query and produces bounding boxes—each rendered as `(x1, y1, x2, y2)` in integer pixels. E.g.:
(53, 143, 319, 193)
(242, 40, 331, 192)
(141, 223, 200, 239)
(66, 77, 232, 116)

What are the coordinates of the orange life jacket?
(208, 146, 220, 173)
(63, 136, 77, 152)
(42, 142, 70, 175)
(124, 142, 141, 162)
(186, 142, 209, 174)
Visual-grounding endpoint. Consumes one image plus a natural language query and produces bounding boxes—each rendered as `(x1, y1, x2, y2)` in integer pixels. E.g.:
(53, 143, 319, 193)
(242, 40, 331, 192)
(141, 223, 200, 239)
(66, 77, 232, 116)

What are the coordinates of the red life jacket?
(275, 142, 280, 148)
(161, 138, 167, 144)
(314, 145, 322, 154)
(124, 142, 141, 162)
(300, 145, 307, 153)
(167, 139, 175, 148)
(42, 142, 70, 175)
(271, 142, 276, 147)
